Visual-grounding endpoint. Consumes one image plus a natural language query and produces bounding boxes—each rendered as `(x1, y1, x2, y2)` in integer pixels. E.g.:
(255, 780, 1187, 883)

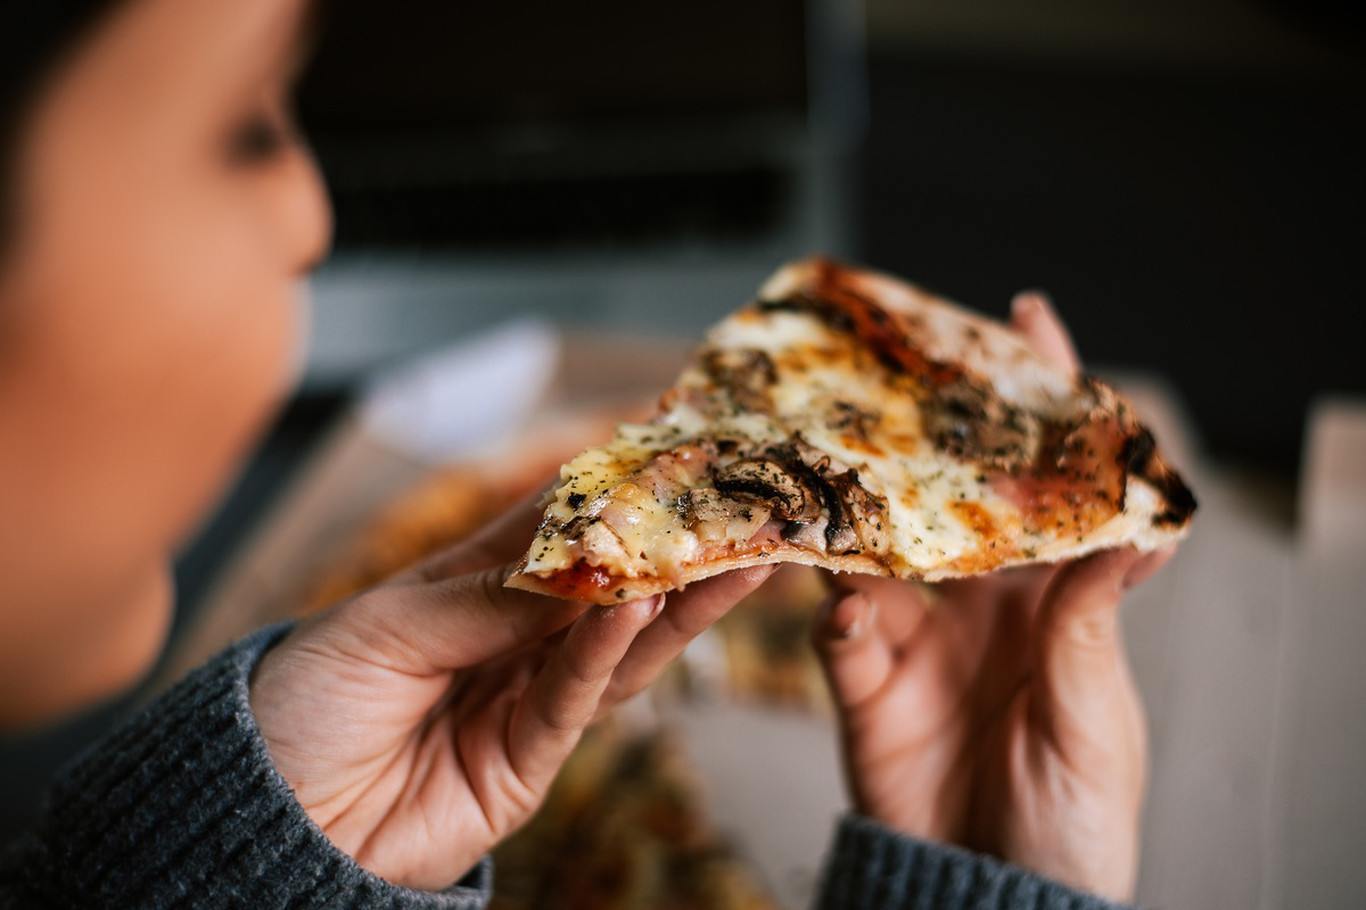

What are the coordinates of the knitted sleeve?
(815, 814, 1135, 910)
(0, 624, 492, 910)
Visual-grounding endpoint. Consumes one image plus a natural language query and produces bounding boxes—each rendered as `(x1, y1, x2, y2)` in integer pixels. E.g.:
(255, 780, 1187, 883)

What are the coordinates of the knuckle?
(536, 692, 592, 733)
(474, 565, 512, 611)
(1062, 609, 1119, 650)
(563, 648, 607, 690)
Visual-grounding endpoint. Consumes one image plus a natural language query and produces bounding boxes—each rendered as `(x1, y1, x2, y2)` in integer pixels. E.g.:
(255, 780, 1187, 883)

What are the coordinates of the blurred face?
(0, 0, 330, 728)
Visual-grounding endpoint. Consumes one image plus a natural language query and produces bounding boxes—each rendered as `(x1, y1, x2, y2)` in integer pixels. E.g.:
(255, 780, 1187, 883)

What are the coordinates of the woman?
(0, 0, 1170, 906)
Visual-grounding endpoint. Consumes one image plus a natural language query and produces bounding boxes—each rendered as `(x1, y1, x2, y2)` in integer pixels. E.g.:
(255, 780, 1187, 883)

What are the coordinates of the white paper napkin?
(359, 319, 561, 465)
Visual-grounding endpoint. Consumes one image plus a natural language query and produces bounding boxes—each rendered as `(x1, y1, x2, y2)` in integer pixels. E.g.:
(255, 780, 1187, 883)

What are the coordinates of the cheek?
(92, 231, 303, 541)
(11, 170, 306, 571)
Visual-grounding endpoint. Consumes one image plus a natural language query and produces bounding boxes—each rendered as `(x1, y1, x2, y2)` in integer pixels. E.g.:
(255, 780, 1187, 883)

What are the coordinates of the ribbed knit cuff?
(815, 814, 1133, 910)
(1, 624, 492, 909)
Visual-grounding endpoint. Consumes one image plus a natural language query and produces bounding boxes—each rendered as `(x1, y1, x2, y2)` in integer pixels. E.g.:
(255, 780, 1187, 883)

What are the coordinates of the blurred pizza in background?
(489, 720, 778, 910)
(303, 465, 533, 611)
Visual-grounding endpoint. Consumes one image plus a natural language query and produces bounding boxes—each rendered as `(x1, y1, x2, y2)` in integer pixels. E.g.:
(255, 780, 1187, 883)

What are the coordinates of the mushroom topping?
(558, 515, 630, 564)
(826, 469, 890, 556)
(712, 439, 891, 557)
(826, 400, 881, 440)
(821, 496, 861, 553)
(713, 457, 823, 523)
(703, 348, 778, 412)
(679, 487, 771, 543)
(922, 376, 1042, 471)
(782, 516, 830, 551)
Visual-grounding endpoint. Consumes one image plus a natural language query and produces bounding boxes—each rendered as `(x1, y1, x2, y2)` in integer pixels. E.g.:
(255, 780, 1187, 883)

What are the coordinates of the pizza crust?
(506, 546, 888, 602)
(508, 475, 1187, 604)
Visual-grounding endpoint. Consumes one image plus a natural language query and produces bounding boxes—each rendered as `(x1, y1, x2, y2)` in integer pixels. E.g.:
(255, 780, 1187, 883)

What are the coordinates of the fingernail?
(831, 593, 872, 639)
(633, 594, 665, 622)
(1011, 292, 1041, 320)
(1014, 290, 1055, 320)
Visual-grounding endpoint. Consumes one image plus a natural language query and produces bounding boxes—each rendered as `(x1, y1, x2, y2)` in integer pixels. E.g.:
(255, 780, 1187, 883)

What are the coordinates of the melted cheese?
(525, 308, 1041, 581)
(524, 427, 703, 581)
(706, 307, 1025, 572)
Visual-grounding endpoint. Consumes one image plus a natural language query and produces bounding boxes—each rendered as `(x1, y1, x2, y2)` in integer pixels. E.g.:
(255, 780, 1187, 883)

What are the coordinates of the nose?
(280, 144, 333, 275)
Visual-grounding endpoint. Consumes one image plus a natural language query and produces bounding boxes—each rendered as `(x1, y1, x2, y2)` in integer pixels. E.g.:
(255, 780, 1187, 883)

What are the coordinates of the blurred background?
(5, 0, 1364, 905)
(293, 0, 1362, 471)
(168, 0, 1362, 612)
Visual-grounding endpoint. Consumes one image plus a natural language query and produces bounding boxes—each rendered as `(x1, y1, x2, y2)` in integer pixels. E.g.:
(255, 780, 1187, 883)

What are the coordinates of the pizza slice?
(509, 258, 1195, 605)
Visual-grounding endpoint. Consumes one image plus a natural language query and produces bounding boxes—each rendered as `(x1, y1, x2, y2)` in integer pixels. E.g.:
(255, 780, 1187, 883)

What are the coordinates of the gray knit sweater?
(0, 626, 1130, 910)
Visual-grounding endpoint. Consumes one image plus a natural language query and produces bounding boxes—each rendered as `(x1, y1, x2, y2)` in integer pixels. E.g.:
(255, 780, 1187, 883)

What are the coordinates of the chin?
(1, 565, 176, 731)
(96, 565, 176, 697)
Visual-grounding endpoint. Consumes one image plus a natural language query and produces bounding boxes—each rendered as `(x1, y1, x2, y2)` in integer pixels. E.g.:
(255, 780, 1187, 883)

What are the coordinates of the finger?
(1120, 543, 1177, 591)
(823, 572, 933, 646)
(601, 565, 776, 705)
(507, 594, 665, 790)
(338, 563, 588, 675)
(811, 590, 896, 710)
(1033, 547, 1146, 738)
(1010, 290, 1081, 377)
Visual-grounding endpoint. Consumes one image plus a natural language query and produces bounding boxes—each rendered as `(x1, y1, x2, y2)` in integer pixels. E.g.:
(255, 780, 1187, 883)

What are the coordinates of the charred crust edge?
(758, 293, 855, 334)
(757, 289, 963, 386)
(1123, 424, 1198, 527)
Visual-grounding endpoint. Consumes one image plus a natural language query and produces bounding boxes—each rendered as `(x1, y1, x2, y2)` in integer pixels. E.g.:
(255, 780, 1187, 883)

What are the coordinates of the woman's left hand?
(249, 498, 773, 891)
(808, 293, 1173, 901)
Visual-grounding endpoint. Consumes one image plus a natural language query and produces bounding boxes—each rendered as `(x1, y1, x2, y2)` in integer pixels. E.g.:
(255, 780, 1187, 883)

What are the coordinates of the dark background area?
(293, 0, 1366, 476)
(297, 0, 809, 129)
(294, 0, 813, 253)
(854, 51, 1364, 472)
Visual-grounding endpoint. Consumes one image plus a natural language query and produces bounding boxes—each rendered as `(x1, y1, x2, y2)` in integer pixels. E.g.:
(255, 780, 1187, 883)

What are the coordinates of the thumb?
(1032, 548, 1153, 742)
(1011, 290, 1081, 378)
(325, 563, 588, 676)
(811, 590, 893, 710)
(1032, 546, 1174, 748)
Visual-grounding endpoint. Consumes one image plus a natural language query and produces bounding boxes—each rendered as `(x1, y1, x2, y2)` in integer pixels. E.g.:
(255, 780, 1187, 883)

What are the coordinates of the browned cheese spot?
(945, 500, 1022, 572)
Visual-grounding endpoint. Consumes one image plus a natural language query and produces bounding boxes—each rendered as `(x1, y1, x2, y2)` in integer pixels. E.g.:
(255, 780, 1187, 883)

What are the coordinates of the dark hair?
(1, 2, 124, 243)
